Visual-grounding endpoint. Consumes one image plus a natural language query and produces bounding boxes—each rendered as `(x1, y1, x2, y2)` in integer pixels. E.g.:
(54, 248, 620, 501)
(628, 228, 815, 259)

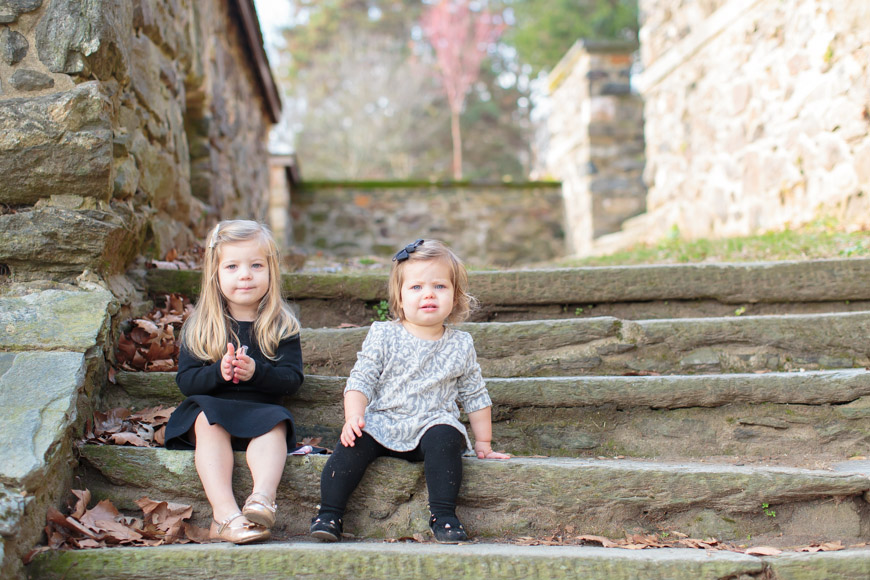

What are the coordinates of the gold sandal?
(242, 492, 277, 529)
(209, 512, 270, 544)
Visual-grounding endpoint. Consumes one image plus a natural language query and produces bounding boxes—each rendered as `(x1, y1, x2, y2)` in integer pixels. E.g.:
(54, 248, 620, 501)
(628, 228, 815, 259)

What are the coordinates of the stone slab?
(145, 258, 870, 305)
(0, 351, 85, 483)
(0, 206, 145, 280)
(0, 82, 112, 204)
(765, 549, 870, 580)
(0, 287, 114, 351)
(78, 447, 870, 541)
(301, 312, 870, 376)
(113, 368, 870, 409)
(105, 369, 870, 461)
(25, 542, 766, 580)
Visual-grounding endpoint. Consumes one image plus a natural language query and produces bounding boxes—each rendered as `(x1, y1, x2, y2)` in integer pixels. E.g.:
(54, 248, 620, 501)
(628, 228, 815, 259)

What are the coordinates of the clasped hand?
(221, 343, 255, 383)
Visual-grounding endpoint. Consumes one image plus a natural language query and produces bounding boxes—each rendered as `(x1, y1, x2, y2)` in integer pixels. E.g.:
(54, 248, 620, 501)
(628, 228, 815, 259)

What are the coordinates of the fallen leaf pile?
(84, 406, 175, 447)
(503, 528, 849, 555)
(147, 246, 204, 270)
(511, 531, 728, 550)
(115, 293, 192, 372)
(24, 489, 210, 561)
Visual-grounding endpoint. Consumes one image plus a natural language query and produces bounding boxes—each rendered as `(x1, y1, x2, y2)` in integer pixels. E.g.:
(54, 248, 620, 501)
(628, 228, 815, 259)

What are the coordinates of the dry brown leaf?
(184, 522, 211, 543)
(79, 499, 121, 530)
(129, 406, 173, 425)
(70, 490, 90, 520)
(38, 489, 207, 552)
(745, 546, 782, 556)
(74, 538, 104, 549)
(145, 341, 176, 361)
(110, 432, 150, 447)
(577, 534, 619, 548)
(154, 426, 166, 446)
(798, 541, 844, 552)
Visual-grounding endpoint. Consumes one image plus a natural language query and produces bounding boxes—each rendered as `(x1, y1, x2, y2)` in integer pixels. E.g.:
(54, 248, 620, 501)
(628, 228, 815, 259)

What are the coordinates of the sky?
(252, 0, 292, 58)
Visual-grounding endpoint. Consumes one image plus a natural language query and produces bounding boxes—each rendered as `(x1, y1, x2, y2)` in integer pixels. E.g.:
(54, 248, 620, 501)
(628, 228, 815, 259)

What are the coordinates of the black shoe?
(429, 514, 468, 543)
(310, 514, 342, 542)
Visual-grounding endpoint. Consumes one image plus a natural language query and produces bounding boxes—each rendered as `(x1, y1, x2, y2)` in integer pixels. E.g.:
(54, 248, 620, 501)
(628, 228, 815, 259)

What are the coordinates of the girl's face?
(217, 239, 270, 321)
(399, 258, 455, 339)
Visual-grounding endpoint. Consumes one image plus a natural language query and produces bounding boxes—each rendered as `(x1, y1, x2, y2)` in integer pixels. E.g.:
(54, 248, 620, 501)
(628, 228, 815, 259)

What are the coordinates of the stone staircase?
(26, 258, 870, 579)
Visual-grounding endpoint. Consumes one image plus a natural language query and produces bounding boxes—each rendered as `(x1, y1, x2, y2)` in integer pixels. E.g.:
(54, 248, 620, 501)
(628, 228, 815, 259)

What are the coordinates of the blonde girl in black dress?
(164, 220, 303, 544)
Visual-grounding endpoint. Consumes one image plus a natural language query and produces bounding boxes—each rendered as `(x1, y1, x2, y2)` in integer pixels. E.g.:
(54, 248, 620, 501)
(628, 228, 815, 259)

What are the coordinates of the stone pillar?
(546, 40, 646, 256)
(268, 154, 298, 253)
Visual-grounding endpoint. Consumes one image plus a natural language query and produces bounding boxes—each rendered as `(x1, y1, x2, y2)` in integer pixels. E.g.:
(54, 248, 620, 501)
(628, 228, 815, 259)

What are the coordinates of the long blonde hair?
(180, 220, 300, 361)
(388, 239, 476, 324)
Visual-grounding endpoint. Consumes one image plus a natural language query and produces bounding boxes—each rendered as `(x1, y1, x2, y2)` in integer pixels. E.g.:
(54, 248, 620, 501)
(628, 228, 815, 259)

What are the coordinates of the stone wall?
(545, 40, 646, 256)
(0, 2, 279, 577)
(0, 0, 279, 281)
(619, 0, 870, 246)
(291, 182, 565, 267)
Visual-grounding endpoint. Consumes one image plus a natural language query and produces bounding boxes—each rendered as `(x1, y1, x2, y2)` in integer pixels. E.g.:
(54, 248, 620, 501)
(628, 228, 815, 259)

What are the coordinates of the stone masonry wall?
(291, 182, 565, 267)
(625, 0, 870, 244)
(0, 2, 277, 577)
(0, 0, 275, 281)
(545, 40, 646, 256)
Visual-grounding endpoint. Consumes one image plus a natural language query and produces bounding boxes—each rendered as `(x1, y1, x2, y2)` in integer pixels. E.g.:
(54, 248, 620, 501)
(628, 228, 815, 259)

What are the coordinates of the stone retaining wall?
(623, 0, 870, 245)
(0, 0, 278, 281)
(545, 40, 646, 256)
(291, 182, 565, 266)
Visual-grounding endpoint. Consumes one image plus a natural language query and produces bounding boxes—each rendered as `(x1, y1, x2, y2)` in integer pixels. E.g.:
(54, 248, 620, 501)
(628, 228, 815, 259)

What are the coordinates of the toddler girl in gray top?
(310, 239, 509, 544)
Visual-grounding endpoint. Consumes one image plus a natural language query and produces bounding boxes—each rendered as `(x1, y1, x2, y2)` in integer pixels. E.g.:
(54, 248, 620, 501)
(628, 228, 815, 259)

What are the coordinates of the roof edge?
(231, 0, 282, 123)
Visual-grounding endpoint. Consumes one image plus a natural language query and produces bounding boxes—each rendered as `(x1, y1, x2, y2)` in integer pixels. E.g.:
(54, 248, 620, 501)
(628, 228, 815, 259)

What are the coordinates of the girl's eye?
(252, 263, 264, 269)
(225, 264, 236, 270)
(436, 284, 447, 289)
(410, 284, 422, 290)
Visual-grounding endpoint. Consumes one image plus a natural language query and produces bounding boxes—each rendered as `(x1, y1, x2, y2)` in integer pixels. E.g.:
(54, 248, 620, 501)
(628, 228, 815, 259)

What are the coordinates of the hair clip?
(393, 239, 424, 262)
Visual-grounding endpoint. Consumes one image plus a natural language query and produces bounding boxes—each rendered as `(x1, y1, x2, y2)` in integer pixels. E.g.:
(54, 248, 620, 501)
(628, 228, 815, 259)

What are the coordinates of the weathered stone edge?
(146, 257, 870, 304)
(114, 368, 870, 409)
(300, 312, 870, 377)
(26, 542, 768, 580)
(79, 446, 870, 523)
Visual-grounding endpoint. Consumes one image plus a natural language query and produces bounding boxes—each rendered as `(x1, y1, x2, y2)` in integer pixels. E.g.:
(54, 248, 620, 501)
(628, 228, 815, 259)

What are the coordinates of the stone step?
(108, 369, 870, 461)
(301, 312, 870, 377)
(144, 258, 870, 326)
(32, 542, 870, 580)
(77, 446, 870, 547)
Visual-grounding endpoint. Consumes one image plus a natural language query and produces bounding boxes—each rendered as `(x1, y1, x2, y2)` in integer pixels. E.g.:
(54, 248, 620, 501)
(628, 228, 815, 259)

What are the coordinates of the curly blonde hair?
(387, 239, 476, 324)
(180, 220, 299, 361)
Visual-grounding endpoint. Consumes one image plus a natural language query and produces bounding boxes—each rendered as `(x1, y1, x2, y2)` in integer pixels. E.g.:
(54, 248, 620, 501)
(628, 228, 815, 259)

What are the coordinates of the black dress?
(164, 320, 304, 451)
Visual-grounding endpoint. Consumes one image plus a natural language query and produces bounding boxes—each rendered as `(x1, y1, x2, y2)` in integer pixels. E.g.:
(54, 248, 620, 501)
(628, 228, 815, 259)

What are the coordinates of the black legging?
(318, 424, 466, 519)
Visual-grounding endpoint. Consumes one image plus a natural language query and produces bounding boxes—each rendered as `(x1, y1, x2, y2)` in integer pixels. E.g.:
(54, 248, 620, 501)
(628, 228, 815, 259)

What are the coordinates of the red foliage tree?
(422, 0, 506, 179)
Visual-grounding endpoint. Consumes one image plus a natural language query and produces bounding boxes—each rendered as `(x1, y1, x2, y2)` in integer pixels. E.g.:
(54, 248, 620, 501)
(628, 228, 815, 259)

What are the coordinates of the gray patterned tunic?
(344, 321, 492, 452)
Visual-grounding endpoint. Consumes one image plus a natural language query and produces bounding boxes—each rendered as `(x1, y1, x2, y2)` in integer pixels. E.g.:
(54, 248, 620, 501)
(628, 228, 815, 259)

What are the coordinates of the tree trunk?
(450, 107, 463, 180)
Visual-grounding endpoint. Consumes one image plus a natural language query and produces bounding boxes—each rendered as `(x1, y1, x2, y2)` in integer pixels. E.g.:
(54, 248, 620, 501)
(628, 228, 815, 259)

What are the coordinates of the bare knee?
(193, 412, 229, 442)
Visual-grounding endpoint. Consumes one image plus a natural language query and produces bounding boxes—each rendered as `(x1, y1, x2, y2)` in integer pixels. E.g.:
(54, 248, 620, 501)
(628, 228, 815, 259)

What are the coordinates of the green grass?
(555, 221, 870, 267)
(298, 220, 870, 273)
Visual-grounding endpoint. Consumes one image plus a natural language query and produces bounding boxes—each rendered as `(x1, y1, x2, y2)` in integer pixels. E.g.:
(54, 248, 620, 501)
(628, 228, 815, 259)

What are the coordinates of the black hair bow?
(393, 239, 424, 262)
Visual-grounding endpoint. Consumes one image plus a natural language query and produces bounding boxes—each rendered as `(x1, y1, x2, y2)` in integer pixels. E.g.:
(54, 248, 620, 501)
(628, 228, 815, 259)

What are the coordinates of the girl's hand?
(340, 415, 365, 448)
(474, 441, 511, 459)
(220, 343, 236, 381)
(231, 346, 255, 383)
